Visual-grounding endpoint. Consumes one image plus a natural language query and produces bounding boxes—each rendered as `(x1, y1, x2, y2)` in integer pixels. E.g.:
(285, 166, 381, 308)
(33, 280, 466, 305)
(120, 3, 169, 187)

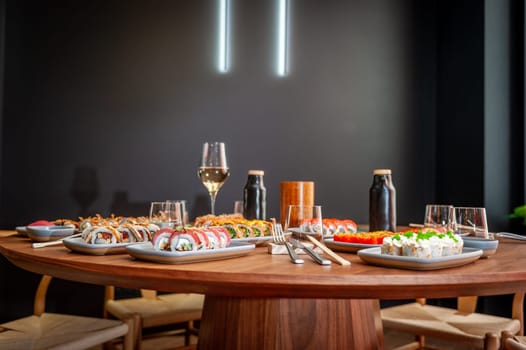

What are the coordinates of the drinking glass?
(454, 207, 488, 238)
(167, 200, 189, 226)
(149, 201, 184, 228)
(285, 205, 324, 240)
(423, 204, 455, 231)
(198, 142, 230, 215)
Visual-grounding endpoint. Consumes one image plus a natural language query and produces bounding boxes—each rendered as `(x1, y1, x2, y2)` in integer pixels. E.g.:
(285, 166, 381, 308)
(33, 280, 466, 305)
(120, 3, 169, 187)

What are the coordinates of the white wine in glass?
(198, 142, 230, 215)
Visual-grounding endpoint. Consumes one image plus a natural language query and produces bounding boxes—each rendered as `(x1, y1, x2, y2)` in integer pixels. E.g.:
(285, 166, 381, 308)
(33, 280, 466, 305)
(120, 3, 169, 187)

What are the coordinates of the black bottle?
(369, 169, 396, 232)
(243, 170, 267, 220)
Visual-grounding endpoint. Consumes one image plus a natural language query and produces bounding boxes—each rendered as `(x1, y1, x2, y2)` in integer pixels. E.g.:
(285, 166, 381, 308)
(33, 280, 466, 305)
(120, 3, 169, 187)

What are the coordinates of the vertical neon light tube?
(218, 0, 230, 73)
(277, 0, 289, 76)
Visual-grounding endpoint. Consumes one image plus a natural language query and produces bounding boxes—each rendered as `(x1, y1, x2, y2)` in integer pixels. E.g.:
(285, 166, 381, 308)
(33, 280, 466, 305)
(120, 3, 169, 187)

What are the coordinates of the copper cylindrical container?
(280, 181, 315, 226)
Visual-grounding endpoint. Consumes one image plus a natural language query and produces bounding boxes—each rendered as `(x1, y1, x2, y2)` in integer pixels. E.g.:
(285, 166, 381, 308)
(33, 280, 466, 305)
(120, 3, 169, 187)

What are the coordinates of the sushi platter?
(63, 237, 145, 255)
(357, 247, 483, 271)
(323, 238, 380, 253)
(126, 241, 255, 264)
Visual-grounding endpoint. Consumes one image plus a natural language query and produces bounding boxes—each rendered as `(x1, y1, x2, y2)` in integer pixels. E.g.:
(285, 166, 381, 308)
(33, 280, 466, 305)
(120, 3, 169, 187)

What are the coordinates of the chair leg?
(484, 332, 499, 350)
(416, 335, 425, 349)
(185, 321, 193, 345)
(123, 314, 142, 350)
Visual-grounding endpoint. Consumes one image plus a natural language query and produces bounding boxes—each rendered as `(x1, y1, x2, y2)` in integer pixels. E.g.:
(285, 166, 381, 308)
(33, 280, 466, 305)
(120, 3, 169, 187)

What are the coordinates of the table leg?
(198, 296, 382, 350)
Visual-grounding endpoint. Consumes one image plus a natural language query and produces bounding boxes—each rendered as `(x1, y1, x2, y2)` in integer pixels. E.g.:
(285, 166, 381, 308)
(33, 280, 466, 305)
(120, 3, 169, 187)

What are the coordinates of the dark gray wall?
(0, 0, 437, 228)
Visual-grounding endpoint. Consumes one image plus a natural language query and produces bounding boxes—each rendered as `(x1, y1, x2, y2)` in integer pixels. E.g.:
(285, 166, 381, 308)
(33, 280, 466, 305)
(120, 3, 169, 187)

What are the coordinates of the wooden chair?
(104, 286, 204, 350)
(0, 275, 129, 350)
(382, 294, 524, 350)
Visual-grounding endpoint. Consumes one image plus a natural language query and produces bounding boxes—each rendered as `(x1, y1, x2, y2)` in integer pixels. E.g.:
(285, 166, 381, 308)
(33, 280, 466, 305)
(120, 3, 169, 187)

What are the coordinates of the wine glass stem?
(209, 192, 218, 215)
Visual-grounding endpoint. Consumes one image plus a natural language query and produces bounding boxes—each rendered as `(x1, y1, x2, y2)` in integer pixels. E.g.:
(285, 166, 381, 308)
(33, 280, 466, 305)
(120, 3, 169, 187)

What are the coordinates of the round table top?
(1, 232, 526, 299)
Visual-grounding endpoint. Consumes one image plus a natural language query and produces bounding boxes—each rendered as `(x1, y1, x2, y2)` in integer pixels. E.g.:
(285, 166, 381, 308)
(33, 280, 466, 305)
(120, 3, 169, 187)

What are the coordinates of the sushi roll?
(381, 236, 403, 256)
(427, 235, 443, 258)
(236, 224, 253, 238)
(203, 229, 220, 249)
(208, 227, 231, 248)
(146, 223, 161, 235)
(222, 224, 240, 239)
(170, 231, 199, 251)
(185, 228, 209, 249)
(152, 228, 175, 251)
(342, 219, 358, 233)
(133, 225, 153, 241)
(116, 227, 137, 243)
(84, 226, 122, 244)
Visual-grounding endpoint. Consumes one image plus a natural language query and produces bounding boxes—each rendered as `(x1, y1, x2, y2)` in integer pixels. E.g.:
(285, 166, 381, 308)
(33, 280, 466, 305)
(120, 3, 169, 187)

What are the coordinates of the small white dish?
(26, 226, 75, 242)
(462, 237, 499, 257)
(15, 226, 27, 236)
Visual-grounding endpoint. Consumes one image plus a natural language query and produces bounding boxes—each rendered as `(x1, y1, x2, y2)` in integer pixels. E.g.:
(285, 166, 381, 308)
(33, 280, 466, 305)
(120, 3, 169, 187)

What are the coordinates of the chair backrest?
(103, 286, 159, 315)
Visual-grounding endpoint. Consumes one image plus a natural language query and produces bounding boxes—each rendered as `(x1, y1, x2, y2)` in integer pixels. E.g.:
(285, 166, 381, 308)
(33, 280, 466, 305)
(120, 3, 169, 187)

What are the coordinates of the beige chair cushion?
(0, 312, 128, 350)
(106, 293, 204, 328)
(382, 302, 521, 347)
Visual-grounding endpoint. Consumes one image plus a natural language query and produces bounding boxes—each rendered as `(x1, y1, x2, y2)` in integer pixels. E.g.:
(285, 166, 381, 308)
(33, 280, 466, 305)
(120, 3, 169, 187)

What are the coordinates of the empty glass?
(424, 204, 455, 231)
(454, 207, 488, 238)
(285, 205, 324, 240)
(149, 201, 184, 228)
(167, 200, 189, 226)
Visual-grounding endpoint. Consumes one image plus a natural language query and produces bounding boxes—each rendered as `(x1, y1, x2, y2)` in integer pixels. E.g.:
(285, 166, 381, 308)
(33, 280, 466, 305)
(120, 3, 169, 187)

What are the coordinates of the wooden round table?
(2, 232, 526, 349)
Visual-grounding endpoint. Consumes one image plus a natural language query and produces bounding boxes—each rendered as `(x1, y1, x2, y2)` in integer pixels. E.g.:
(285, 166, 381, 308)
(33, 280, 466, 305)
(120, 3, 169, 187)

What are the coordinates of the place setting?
(355, 204, 496, 270)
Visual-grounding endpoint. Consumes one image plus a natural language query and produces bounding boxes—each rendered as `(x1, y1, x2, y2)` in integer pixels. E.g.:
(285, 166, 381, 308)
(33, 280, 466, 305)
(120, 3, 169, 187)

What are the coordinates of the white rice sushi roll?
(146, 223, 161, 235)
(185, 228, 209, 249)
(428, 235, 443, 258)
(381, 236, 403, 256)
(133, 225, 152, 242)
(209, 227, 231, 248)
(170, 231, 199, 252)
(84, 226, 121, 244)
(116, 227, 137, 243)
(411, 239, 432, 259)
(204, 229, 221, 249)
(152, 228, 174, 251)
(381, 236, 394, 255)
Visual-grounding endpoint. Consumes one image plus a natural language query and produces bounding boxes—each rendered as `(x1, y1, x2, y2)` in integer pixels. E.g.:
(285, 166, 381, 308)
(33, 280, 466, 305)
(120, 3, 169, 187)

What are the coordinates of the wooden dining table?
(2, 231, 526, 350)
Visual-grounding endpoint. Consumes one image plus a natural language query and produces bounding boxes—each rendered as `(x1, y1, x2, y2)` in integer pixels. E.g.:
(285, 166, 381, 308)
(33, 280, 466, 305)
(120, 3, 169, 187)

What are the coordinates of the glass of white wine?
(198, 142, 230, 215)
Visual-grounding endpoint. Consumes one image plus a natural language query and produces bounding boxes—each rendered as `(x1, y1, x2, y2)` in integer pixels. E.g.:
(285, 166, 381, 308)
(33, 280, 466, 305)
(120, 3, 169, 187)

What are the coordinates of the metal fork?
(271, 219, 304, 264)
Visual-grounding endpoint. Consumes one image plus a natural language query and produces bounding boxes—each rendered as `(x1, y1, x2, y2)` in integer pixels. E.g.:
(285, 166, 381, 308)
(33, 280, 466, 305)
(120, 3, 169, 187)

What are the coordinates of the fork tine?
(270, 218, 280, 243)
(276, 224, 284, 243)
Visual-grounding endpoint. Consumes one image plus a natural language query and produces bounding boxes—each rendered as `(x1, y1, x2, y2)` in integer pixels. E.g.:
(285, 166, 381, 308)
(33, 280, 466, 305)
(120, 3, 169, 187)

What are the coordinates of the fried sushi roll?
(83, 225, 122, 244)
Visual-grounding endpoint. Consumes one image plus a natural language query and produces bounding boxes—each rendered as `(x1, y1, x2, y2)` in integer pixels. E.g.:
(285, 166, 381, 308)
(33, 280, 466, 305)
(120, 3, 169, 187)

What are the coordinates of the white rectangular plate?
(63, 237, 146, 255)
(126, 242, 256, 264)
(357, 247, 483, 270)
